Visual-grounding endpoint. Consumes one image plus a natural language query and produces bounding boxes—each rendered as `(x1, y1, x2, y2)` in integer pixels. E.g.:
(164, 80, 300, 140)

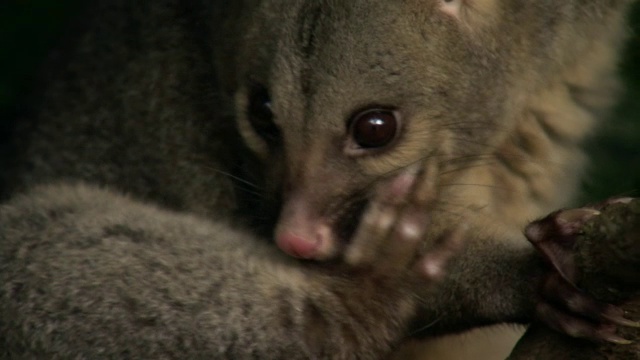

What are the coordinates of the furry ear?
(438, 0, 499, 28)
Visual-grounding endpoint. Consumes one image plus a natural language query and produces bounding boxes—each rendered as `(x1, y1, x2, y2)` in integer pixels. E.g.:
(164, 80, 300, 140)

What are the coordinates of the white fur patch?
(438, 0, 500, 31)
(423, 260, 443, 278)
(439, 0, 462, 19)
(401, 220, 421, 240)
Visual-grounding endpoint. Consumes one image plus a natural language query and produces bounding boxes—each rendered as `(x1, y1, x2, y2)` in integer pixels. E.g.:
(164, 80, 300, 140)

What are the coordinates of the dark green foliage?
(581, 3, 640, 203)
(0, 1, 84, 117)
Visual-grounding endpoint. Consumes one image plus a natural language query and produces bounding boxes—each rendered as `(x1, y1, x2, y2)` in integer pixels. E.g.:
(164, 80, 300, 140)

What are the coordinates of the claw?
(602, 307, 640, 328)
(555, 208, 600, 225)
(608, 197, 634, 205)
(590, 197, 636, 211)
(602, 334, 634, 345)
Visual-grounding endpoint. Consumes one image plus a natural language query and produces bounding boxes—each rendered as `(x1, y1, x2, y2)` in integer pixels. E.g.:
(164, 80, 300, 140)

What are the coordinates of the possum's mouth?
(252, 185, 370, 253)
(332, 197, 369, 245)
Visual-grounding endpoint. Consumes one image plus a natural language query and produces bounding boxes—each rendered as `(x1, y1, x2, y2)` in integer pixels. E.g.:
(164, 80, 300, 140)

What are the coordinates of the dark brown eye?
(349, 110, 398, 149)
(248, 84, 280, 143)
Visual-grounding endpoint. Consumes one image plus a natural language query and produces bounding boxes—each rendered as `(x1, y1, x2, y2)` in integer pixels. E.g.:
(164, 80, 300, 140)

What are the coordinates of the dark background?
(1, 2, 639, 203)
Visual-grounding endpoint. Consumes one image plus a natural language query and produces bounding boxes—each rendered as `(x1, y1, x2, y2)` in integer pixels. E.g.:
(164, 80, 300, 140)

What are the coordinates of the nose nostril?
(275, 231, 321, 259)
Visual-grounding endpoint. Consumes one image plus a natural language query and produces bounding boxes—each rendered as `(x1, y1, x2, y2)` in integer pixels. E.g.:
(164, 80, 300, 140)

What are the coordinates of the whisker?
(233, 185, 265, 199)
(439, 160, 503, 176)
(203, 167, 261, 190)
(439, 183, 505, 190)
(408, 315, 442, 336)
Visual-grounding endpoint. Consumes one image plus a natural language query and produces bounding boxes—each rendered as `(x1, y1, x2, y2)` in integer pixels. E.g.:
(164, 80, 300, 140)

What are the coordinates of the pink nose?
(275, 232, 321, 259)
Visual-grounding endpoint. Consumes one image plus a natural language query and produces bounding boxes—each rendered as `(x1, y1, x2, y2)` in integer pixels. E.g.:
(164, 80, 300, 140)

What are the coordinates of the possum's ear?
(437, 0, 500, 28)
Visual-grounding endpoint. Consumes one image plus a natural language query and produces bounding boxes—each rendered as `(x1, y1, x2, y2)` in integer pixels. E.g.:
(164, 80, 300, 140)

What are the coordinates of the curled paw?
(345, 161, 464, 282)
(525, 199, 640, 344)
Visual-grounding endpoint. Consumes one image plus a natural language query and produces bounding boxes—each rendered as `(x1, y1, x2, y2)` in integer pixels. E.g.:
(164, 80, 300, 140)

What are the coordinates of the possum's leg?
(524, 199, 640, 343)
(403, 201, 638, 345)
(510, 198, 640, 359)
(0, 166, 461, 359)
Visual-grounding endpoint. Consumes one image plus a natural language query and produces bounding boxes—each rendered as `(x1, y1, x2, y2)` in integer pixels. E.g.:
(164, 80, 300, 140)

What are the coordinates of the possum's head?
(228, 0, 561, 259)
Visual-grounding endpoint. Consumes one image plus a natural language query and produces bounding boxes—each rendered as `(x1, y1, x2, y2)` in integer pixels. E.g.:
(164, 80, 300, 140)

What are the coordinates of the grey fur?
(0, 183, 416, 359)
(0, 0, 636, 359)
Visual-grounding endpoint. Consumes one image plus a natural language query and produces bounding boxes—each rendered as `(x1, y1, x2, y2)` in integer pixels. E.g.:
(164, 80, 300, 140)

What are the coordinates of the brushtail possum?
(229, 0, 637, 357)
(0, 0, 637, 359)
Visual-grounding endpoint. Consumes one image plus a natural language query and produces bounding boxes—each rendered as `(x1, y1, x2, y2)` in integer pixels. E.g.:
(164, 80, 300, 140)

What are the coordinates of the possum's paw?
(345, 162, 464, 282)
(525, 198, 640, 344)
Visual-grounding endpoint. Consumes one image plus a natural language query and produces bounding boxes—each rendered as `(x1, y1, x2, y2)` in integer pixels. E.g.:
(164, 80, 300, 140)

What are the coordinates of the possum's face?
(232, 0, 526, 259)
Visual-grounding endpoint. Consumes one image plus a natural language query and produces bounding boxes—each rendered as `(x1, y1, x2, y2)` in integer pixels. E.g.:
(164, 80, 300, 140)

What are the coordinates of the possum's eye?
(348, 109, 398, 150)
(247, 84, 281, 144)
